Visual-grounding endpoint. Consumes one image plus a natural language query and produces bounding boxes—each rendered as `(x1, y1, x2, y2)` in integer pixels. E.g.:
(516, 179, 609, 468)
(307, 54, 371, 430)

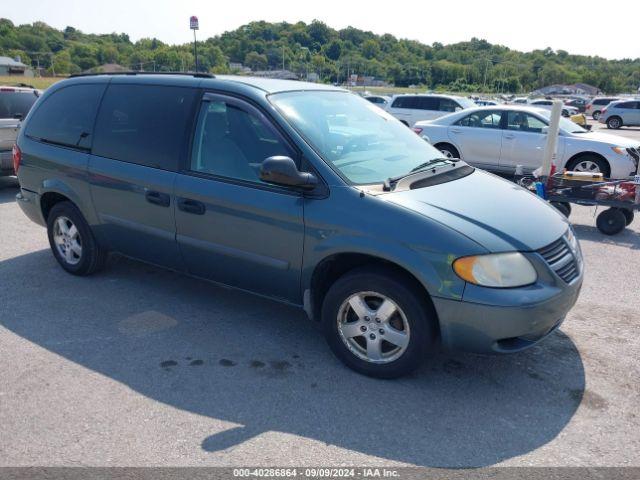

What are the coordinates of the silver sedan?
(414, 106, 639, 179)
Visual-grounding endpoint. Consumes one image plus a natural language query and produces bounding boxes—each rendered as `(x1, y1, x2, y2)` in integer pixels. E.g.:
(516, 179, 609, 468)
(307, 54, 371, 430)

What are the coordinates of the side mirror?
(260, 156, 318, 191)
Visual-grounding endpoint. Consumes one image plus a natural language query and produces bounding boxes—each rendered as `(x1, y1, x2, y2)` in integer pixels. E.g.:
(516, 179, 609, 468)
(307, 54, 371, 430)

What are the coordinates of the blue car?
(14, 73, 583, 378)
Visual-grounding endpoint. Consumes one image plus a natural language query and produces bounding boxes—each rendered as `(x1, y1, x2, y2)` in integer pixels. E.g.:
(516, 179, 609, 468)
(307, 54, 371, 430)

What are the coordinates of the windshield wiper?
(383, 158, 456, 191)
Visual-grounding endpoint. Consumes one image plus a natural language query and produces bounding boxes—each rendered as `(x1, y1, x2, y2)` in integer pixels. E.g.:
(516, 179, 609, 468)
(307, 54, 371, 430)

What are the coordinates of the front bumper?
(432, 241, 584, 354)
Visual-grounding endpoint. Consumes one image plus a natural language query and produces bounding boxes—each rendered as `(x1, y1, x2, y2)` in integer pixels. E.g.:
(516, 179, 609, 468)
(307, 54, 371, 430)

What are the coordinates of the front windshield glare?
(538, 110, 587, 133)
(269, 91, 445, 184)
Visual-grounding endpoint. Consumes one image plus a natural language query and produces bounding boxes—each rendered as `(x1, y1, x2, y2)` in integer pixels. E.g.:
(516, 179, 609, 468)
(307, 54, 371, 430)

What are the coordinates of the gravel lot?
(0, 129, 639, 467)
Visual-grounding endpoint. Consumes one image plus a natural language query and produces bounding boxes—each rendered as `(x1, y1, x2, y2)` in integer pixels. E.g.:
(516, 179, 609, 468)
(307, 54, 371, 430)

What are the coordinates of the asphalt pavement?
(0, 143, 639, 467)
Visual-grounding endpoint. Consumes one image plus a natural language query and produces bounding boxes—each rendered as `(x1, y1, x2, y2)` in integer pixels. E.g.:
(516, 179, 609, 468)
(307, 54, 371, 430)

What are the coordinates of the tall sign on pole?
(190, 16, 199, 72)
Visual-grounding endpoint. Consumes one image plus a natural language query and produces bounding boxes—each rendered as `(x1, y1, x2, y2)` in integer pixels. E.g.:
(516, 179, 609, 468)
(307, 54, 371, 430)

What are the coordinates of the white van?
(385, 94, 475, 127)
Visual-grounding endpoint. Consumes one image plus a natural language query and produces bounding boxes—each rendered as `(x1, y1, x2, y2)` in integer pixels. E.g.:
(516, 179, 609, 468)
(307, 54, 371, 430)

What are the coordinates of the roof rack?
(69, 71, 214, 79)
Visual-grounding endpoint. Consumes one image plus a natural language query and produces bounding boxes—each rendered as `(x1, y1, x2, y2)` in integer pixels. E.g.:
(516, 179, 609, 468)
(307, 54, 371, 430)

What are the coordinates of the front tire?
(322, 267, 436, 379)
(566, 154, 610, 178)
(47, 201, 107, 275)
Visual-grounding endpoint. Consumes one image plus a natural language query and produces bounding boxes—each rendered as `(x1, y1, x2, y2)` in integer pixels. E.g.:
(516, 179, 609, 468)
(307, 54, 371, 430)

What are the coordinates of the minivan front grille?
(627, 147, 640, 168)
(537, 236, 580, 284)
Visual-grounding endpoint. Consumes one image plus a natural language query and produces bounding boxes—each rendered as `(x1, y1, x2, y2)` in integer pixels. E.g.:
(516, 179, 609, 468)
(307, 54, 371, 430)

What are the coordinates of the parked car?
(475, 99, 499, 107)
(385, 94, 475, 126)
(564, 98, 588, 113)
(512, 97, 529, 104)
(585, 97, 619, 120)
(0, 86, 40, 176)
(15, 74, 583, 378)
(528, 99, 579, 117)
(598, 99, 640, 129)
(364, 95, 391, 107)
(414, 106, 640, 178)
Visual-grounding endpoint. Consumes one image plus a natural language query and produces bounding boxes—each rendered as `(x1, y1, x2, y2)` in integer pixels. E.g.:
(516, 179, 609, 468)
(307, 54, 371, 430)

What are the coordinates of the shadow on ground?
(0, 249, 586, 467)
(0, 177, 19, 203)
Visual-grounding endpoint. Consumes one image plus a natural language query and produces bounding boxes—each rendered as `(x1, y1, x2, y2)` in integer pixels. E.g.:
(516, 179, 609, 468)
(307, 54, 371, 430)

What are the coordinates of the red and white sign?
(190, 16, 199, 30)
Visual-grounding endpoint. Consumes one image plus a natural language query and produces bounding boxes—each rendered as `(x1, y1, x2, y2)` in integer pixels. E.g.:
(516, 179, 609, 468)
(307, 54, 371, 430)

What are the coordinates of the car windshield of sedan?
(270, 91, 448, 185)
(536, 110, 588, 134)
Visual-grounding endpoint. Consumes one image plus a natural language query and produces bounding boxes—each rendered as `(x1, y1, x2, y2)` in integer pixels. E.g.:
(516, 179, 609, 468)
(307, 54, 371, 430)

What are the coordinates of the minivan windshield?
(270, 91, 448, 184)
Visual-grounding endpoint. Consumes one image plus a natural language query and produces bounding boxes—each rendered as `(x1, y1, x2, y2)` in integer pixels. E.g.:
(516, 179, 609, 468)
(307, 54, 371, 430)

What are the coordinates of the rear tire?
(592, 111, 601, 120)
(321, 266, 436, 379)
(596, 208, 626, 235)
(606, 116, 622, 129)
(435, 143, 460, 160)
(47, 201, 107, 275)
(621, 208, 634, 226)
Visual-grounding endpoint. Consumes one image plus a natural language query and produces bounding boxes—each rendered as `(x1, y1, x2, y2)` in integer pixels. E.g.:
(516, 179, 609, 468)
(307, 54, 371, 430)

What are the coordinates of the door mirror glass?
(260, 156, 317, 190)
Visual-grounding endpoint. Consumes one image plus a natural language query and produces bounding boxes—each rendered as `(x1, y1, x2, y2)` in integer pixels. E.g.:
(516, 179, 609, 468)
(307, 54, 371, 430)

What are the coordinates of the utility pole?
(282, 44, 285, 71)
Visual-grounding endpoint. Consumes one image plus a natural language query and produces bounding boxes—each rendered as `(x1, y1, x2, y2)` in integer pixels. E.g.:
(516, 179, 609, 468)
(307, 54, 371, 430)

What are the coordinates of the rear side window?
(93, 84, 197, 171)
(595, 98, 615, 105)
(416, 97, 439, 110)
(391, 96, 416, 109)
(25, 84, 105, 150)
(615, 102, 637, 109)
(0, 91, 38, 119)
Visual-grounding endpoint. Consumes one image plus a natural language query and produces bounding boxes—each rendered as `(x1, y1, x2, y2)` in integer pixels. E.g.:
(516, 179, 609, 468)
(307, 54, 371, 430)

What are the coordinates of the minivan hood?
(383, 170, 568, 252)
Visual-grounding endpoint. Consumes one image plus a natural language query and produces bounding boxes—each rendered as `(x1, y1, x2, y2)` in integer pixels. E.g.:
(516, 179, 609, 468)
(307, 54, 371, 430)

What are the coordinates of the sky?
(4, 0, 639, 60)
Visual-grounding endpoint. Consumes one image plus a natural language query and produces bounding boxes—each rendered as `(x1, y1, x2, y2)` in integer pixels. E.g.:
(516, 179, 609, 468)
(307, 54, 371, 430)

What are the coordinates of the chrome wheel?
(572, 160, 601, 173)
(336, 291, 410, 364)
(593, 111, 600, 120)
(53, 216, 82, 265)
(607, 117, 621, 129)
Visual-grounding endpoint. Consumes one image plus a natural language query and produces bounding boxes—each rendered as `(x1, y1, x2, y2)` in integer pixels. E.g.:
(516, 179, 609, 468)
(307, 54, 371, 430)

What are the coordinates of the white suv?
(585, 97, 619, 120)
(385, 94, 475, 127)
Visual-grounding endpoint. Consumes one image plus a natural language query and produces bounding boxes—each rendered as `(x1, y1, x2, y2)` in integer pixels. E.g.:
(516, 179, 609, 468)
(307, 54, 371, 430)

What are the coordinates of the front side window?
(506, 111, 547, 133)
(25, 84, 105, 150)
(456, 111, 502, 129)
(270, 91, 447, 185)
(190, 98, 292, 184)
(92, 84, 197, 171)
(438, 98, 460, 112)
(391, 96, 417, 109)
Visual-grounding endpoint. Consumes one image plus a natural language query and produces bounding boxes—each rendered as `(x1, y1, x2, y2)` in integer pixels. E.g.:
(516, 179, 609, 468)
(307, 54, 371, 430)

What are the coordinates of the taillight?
(601, 108, 607, 115)
(12, 144, 21, 174)
(412, 127, 423, 135)
(586, 104, 592, 110)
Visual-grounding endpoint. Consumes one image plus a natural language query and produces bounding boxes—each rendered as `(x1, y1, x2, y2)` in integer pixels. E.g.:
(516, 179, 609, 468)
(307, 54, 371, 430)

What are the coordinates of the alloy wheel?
(53, 216, 82, 265)
(336, 291, 410, 364)
(572, 160, 601, 173)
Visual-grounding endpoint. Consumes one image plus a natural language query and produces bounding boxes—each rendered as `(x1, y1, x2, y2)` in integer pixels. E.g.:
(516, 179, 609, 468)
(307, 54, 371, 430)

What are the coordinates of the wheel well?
(40, 192, 71, 221)
(565, 152, 610, 177)
(400, 120, 409, 127)
(433, 142, 460, 156)
(309, 253, 438, 328)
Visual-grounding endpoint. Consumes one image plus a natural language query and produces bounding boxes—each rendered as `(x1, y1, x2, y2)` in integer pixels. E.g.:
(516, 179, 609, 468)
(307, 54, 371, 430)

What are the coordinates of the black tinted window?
(190, 98, 292, 184)
(438, 98, 460, 112)
(0, 91, 38, 119)
(392, 96, 417, 109)
(93, 85, 197, 170)
(25, 84, 105, 150)
(594, 99, 614, 105)
(416, 97, 439, 110)
(615, 102, 636, 109)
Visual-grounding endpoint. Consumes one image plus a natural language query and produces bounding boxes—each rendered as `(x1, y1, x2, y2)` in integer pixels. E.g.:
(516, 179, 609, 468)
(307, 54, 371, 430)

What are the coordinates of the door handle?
(177, 198, 206, 215)
(145, 190, 170, 207)
(504, 134, 515, 140)
(451, 129, 462, 134)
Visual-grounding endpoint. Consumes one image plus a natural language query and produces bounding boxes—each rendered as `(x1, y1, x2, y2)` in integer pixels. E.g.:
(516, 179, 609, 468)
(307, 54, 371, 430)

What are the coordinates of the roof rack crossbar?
(69, 71, 214, 79)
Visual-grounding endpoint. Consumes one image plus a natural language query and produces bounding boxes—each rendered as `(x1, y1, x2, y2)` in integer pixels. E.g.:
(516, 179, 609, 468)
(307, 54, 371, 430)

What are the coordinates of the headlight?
(611, 146, 627, 155)
(453, 252, 537, 288)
